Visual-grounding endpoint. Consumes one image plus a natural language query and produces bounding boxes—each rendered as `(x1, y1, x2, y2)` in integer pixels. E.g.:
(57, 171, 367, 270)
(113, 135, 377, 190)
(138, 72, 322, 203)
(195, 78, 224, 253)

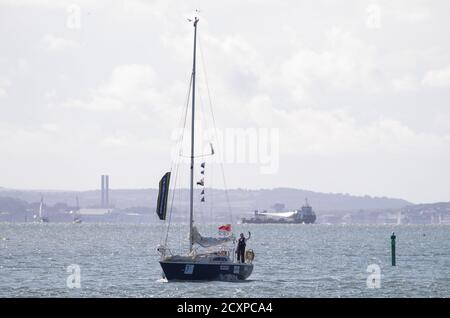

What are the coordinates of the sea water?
(0, 223, 449, 297)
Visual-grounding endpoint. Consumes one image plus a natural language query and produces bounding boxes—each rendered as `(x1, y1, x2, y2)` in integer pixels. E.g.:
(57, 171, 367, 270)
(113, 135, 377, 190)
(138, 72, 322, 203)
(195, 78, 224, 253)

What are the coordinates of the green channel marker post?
(391, 232, 396, 266)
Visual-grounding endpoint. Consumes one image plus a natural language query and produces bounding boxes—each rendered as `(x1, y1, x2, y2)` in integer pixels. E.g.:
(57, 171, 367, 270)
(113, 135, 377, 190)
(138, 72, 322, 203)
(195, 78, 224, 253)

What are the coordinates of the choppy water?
(0, 223, 449, 297)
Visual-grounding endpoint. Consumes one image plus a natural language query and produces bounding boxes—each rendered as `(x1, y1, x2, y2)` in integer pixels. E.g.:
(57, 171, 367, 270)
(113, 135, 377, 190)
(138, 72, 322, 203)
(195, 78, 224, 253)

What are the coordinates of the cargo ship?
(242, 199, 316, 224)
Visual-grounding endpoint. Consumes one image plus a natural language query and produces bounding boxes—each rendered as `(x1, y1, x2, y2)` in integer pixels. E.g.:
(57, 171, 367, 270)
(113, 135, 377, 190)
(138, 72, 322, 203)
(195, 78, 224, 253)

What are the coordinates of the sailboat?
(156, 16, 254, 281)
(72, 196, 82, 224)
(34, 196, 49, 223)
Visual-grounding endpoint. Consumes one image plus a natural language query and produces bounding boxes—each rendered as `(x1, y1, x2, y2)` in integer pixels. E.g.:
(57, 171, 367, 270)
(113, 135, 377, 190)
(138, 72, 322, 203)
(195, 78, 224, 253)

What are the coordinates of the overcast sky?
(1, 0, 450, 203)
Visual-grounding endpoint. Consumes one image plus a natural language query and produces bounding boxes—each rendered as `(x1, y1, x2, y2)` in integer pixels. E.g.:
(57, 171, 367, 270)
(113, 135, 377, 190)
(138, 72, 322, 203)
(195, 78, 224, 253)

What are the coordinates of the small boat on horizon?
(71, 196, 82, 224)
(34, 196, 49, 223)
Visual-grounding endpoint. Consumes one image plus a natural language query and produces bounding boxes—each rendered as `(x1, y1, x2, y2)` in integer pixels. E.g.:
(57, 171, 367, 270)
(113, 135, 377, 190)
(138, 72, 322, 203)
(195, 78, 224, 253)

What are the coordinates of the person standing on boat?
(236, 232, 251, 263)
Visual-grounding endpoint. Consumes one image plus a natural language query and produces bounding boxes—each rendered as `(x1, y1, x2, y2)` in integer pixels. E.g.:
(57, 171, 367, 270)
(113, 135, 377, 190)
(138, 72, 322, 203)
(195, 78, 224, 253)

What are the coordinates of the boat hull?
(160, 261, 253, 281)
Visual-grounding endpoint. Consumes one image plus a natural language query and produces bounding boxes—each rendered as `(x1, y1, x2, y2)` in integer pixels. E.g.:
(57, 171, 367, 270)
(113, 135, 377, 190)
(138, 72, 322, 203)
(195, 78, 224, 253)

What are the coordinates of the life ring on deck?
(245, 249, 255, 262)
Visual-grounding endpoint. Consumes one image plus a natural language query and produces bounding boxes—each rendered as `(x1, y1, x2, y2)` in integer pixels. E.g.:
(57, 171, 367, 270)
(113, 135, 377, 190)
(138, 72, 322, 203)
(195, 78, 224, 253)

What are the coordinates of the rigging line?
(168, 71, 192, 192)
(164, 73, 193, 247)
(194, 36, 215, 231)
(194, 68, 214, 158)
(172, 73, 192, 164)
(164, 107, 187, 249)
(162, 140, 179, 248)
(177, 74, 193, 158)
(197, 72, 213, 144)
(210, 164, 214, 225)
(199, 185, 206, 228)
(165, 73, 191, 244)
(198, 35, 234, 223)
(164, 150, 182, 248)
(196, 43, 213, 233)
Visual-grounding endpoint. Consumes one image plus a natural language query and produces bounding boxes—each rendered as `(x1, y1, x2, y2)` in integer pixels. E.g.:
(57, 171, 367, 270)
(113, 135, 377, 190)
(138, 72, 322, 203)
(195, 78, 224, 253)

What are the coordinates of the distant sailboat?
(156, 15, 254, 281)
(72, 196, 82, 224)
(34, 196, 49, 223)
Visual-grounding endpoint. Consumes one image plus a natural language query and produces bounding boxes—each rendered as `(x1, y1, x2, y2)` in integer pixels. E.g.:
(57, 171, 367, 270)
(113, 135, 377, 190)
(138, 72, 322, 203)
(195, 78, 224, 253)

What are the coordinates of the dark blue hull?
(160, 261, 253, 281)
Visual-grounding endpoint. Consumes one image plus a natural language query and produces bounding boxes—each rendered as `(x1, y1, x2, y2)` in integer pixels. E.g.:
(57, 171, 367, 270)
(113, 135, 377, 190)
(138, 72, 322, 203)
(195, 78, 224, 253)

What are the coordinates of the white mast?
(189, 16, 199, 253)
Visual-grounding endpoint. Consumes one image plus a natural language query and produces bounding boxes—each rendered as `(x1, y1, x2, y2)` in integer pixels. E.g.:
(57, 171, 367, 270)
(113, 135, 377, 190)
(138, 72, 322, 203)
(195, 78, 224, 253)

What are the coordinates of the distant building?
(101, 175, 110, 208)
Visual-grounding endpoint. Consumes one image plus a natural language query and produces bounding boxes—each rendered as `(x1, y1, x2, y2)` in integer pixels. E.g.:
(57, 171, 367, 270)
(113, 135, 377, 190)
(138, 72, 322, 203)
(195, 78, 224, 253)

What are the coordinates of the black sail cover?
(156, 172, 171, 220)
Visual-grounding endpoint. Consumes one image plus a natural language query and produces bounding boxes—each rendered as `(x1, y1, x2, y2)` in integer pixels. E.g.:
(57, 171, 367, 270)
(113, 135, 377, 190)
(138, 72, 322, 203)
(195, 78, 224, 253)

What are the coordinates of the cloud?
(422, 65, 450, 88)
(99, 64, 156, 102)
(1, 0, 172, 15)
(41, 123, 58, 132)
(62, 64, 178, 114)
(1, 0, 99, 9)
(1, 0, 450, 201)
(201, 88, 450, 161)
(63, 64, 153, 112)
(63, 96, 124, 112)
(241, 95, 449, 157)
(158, 20, 450, 162)
(60, 63, 188, 150)
(279, 27, 384, 102)
(0, 124, 54, 155)
(43, 34, 81, 51)
(383, 1, 431, 22)
(101, 131, 165, 152)
(392, 75, 419, 91)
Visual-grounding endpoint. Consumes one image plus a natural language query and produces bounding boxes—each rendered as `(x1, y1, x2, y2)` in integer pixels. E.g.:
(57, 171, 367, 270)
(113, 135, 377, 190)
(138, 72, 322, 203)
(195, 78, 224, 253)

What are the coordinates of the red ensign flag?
(218, 224, 231, 232)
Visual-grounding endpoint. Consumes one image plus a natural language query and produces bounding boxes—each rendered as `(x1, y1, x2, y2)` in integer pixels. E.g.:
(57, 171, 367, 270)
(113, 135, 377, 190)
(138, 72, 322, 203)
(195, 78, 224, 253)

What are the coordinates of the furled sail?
(156, 172, 171, 220)
(192, 226, 234, 248)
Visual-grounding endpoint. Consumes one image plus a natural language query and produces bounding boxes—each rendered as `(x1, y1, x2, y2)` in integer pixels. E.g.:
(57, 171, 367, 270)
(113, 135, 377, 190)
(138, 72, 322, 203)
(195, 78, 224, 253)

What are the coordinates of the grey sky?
(1, 0, 450, 203)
